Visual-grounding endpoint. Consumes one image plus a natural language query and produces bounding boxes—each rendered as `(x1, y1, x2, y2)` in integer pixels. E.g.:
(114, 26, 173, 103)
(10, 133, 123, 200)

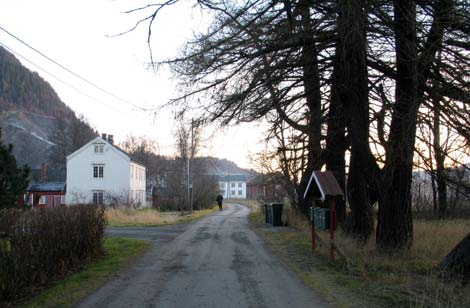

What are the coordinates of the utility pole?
(188, 119, 195, 213)
(187, 155, 191, 213)
(227, 171, 230, 199)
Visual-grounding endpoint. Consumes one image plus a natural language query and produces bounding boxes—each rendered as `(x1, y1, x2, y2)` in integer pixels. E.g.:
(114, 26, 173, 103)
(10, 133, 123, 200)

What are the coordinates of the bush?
(0, 205, 106, 303)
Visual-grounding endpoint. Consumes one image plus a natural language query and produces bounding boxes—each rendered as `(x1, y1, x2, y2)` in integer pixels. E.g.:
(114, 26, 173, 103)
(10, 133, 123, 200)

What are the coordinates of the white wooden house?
(218, 174, 247, 199)
(65, 134, 146, 206)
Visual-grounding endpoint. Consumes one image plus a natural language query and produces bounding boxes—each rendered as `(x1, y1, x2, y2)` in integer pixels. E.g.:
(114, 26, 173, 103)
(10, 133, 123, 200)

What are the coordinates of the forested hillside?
(0, 46, 96, 179)
(0, 47, 71, 116)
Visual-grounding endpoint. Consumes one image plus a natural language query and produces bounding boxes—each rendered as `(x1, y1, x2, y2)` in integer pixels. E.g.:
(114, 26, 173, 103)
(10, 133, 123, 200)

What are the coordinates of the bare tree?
(122, 0, 470, 251)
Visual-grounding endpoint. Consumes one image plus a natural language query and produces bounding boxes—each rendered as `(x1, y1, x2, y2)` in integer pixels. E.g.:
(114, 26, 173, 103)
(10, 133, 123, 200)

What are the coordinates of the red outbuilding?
(24, 182, 66, 208)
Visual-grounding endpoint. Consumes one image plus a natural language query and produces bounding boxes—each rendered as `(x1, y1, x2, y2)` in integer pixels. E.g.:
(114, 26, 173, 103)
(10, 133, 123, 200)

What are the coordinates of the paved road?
(78, 203, 326, 308)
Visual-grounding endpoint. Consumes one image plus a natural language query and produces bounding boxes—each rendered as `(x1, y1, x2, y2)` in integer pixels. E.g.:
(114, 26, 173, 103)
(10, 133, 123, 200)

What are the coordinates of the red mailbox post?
(304, 170, 343, 261)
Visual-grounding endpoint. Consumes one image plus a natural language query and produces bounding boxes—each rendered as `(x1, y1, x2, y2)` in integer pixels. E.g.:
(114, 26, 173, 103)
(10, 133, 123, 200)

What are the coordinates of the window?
(39, 196, 46, 205)
(93, 165, 104, 178)
(231, 190, 235, 196)
(93, 191, 104, 204)
(238, 190, 242, 196)
(94, 143, 104, 153)
(231, 182, 235, 188)
(220, 182, 225, 188)
(238, 183, 242, 188)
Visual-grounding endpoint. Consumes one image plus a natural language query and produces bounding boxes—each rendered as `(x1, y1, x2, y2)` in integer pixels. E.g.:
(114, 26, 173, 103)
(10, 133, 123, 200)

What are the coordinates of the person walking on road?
(216, 193, 224, 211)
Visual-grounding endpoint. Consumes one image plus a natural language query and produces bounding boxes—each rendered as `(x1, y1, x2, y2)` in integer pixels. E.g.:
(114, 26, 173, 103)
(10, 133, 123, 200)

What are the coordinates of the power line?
(0, 42, 120, 111)
(0, 25, 157, 112)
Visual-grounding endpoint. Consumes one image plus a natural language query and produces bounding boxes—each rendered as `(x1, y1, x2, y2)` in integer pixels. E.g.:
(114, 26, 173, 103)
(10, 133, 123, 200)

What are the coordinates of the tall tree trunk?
(335, 0, 375, 241)
(325, 66, 346, 224)
(298, 0, 323, 214)
(432, 56, 448, 218)
(376, 0, 417, 251)
(347, 155, 374, 242)
(434, 101, 448, 218)
(431, 168, 438, 213)
(300, 0, 322, 173)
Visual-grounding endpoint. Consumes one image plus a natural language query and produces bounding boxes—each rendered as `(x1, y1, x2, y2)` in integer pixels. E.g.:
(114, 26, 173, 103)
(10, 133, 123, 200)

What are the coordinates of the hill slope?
(0, 46, 96, 179)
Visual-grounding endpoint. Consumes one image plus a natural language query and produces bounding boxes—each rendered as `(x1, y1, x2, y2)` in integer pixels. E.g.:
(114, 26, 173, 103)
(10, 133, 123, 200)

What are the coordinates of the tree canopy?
(130, 0, 470, 251)
(0, 128, 29, 208)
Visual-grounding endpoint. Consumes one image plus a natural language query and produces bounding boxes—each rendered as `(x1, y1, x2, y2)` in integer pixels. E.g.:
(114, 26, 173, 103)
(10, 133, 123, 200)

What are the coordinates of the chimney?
(108, 134, 114, 144)
(40, 163, 47, 182)
(101, 133, 107, 140)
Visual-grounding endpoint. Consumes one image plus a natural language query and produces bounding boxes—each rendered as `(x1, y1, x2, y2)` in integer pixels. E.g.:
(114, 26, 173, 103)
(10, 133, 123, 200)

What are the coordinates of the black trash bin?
(264, 203, 273, 224)
(271, 203, 283, 226)
(264, 203, 270, 224)
(268, 204, 273, 224)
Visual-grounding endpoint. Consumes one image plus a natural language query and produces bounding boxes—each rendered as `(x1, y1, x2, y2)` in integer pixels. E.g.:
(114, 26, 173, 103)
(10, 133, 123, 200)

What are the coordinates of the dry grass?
(286, 210, 469, 272)
(250, 208, 470, 307)
(330, 218, 470, 272)
(106, 207, 217, 227)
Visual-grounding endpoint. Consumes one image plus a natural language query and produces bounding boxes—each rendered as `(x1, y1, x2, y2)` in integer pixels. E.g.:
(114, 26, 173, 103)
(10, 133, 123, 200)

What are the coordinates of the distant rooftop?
(26, 181, 65, 193)
(217, 174, 247, 182)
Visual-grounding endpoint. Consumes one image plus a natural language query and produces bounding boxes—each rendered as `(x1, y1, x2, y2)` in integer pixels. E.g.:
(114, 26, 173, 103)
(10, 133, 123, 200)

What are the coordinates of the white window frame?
(93, 165, 104, 178)
(94, 143, 104, 154)
(93, 191, 104, 204)
(39, 195, 46, 205)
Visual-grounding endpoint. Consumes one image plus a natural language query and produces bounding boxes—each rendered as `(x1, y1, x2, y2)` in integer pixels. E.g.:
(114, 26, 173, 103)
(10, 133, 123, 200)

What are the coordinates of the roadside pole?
(329, 197, 335, 261)
(189, 119, 195, 214)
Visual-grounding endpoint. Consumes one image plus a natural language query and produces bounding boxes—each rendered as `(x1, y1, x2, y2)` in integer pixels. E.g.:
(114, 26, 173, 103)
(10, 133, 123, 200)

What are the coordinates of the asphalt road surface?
(78, 203, 326, 308)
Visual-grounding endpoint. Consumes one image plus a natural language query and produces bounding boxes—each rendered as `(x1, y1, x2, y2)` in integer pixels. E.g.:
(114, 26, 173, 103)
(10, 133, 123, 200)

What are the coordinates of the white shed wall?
(129, 162, 146, 205)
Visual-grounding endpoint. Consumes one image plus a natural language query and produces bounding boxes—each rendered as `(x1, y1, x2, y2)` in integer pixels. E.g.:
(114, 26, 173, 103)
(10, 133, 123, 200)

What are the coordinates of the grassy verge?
(249, 210, 470, 308)
(106, 206, 217, 227)
(20, 237, 150, 308)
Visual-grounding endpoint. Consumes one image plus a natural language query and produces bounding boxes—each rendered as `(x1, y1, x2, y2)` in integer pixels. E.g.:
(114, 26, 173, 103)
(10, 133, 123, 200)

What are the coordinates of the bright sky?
(0, 0, 265, 169)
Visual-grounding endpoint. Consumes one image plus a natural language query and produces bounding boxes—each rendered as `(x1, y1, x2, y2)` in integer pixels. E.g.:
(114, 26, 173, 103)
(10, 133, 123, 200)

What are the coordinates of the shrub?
(0, 205, 106, 303)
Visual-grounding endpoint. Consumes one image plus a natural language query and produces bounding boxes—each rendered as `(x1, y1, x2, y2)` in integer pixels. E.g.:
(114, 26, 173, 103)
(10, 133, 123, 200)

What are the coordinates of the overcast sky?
(0, 0, 265, 169)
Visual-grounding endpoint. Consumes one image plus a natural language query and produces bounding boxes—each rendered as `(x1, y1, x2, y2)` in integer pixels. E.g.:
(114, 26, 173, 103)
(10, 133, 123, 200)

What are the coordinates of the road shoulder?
(248, 211, 377, 308)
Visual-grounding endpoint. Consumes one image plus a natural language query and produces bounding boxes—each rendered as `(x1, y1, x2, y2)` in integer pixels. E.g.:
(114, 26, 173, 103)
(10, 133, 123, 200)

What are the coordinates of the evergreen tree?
(0, 128, 29, 208)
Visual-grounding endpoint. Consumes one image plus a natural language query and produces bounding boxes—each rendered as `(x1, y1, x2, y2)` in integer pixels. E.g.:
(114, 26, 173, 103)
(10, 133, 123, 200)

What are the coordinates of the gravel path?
(78, 203, 327, 308)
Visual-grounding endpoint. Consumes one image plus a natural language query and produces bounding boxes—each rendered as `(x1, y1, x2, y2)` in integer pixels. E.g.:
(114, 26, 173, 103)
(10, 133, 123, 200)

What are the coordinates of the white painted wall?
(218, 181, 246, 199)
(66, 136, 146, 206)
(129, 162, 146, 205)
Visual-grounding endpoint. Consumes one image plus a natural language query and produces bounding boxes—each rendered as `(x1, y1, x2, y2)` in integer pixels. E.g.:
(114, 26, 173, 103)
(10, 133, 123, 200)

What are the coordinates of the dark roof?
(304, 171, 343, 200)
(26, 181, 66, 193)
(109, 143, 146, 167)
(217, 174, 247, 182)
(247, 172, 284, 185)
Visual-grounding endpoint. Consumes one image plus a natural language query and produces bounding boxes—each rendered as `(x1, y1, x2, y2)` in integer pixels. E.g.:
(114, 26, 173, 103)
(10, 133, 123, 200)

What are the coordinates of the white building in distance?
(218, 174, 247, 199)
(65, 134, 146, 206)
